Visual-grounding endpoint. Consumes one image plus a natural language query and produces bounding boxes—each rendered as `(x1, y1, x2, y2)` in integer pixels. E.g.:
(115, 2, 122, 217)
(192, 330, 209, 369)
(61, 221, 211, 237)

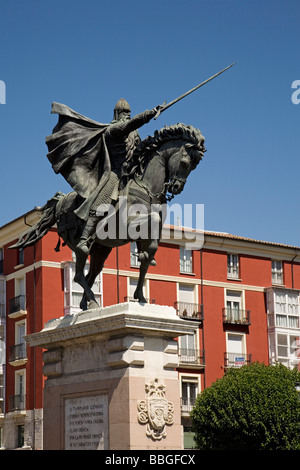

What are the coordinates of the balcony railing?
(174, 302, 203, 321)
(223, 308, 251, 325)
(181, 397, 196, 414)
(8, 295, 26, 315)
(178, 348, 205, 367)
(224, 352, 252, 368)
(9, 343, 27, 363)
(8, 394, 25, 412)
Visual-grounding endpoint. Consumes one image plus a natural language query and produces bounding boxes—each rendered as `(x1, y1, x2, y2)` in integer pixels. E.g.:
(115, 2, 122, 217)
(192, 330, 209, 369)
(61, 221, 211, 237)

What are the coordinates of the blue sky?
(1, 0, 300, 246)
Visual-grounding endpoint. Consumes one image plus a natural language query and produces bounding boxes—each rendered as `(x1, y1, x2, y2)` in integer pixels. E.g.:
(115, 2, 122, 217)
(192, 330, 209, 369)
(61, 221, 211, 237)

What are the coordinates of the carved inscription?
(65, 394, 108, 450)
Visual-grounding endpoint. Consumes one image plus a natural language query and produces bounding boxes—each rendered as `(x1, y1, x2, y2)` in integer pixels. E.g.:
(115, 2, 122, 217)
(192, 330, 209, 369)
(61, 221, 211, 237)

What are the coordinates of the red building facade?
(0, 209, 299, 449)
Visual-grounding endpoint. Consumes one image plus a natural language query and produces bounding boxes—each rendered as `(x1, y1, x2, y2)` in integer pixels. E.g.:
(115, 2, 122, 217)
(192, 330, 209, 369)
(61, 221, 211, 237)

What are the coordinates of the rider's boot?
(76, 216, 98, 255)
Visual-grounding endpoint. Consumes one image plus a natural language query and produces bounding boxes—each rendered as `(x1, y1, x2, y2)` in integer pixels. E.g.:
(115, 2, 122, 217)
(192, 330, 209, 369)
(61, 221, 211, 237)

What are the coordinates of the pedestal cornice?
(26, 302, 196, 349)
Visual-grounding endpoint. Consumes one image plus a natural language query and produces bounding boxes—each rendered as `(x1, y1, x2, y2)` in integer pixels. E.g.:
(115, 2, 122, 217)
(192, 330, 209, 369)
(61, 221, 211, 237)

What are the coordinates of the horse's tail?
(9, 192, 65, 250)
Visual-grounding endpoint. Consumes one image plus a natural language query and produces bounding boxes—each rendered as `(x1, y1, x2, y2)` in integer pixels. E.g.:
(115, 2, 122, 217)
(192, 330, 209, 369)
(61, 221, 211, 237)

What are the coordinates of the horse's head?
(165, 125, 206, 197)
(125, 123, 206, 200)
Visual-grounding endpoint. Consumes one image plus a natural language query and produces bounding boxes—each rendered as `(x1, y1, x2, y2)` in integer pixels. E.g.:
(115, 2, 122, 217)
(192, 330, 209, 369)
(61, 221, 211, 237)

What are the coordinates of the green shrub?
(191, 362, 300, 450)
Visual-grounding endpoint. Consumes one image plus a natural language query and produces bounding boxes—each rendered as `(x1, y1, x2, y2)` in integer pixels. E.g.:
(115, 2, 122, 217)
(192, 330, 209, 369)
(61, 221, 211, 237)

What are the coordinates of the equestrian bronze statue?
(11, 65, 235, 309)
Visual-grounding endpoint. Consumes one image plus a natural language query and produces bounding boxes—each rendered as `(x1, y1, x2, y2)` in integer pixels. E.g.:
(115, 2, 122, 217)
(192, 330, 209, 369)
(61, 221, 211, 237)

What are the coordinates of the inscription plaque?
(65, 394, 108, 450)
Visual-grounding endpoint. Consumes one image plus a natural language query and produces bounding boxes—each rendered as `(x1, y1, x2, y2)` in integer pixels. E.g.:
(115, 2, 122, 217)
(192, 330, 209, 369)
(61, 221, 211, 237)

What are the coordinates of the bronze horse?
(12, 123, 205, 310)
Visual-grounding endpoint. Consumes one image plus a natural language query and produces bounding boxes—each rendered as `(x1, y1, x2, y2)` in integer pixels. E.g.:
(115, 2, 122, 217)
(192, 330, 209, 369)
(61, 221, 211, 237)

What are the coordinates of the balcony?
(9, 343, 27, 366)
(174, 302, 203, 321)
(224, 352, 252, 368)
(8, 295, 26, 318)
(178, 348, 205, 368)
(223, 308, 251, 325)
(181, 397, 196, 415)
(8, 394, 26, 413)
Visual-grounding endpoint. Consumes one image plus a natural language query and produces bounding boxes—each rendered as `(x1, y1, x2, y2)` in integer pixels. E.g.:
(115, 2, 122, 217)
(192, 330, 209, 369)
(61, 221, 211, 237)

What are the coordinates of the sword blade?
(154, 62, 236, 119)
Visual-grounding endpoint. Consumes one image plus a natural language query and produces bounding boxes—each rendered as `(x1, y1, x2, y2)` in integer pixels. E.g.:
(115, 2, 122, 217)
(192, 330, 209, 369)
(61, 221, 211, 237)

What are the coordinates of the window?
(277, 333, 300, 368)
(16, 321, 26, 358)
(17, 425, 24, 448)
(227, 254, 239, 279)
(176, 284, 202, 319)
(130, 242, 140, 267)
(181, 375, 199, 413)
(272, 260, 283, 285)
(127, 277, 149, 302)
(10, 321, 27, 362)
(14, 370, 25, 410)
(179, 333, 197, 363)
(180, 247, 192, 273)
(63, 261, 102, 315)
(267, 288, 300, 369)
(18, 248, 24, 266)
(226, 291, 241, 320)
(224, 290, 250, 324)
(225, 333, 249, 367)
(274, 291, 299, 328)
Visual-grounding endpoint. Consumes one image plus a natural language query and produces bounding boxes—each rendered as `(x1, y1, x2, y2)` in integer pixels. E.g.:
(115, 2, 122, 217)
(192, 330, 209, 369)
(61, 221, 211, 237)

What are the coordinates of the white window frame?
(14, 369, 26, 404)
(272, 260, 283, 285)
(179, 330, 199, 364)
(63, 260, 103, 315)
(267, 288, 300, 369)
(130, 242, 140, 267)
(274, 290, 299, 328)
(276, 332, 300, 368)
(180, 373, 200, 414)
(224, 289, 246, 323)
(15, 320, 26, 347)
(180, 247, 193, 274)
(226, 332, 247, 367)
(227, 253, 239, 279)
(127, 277, 149, 302)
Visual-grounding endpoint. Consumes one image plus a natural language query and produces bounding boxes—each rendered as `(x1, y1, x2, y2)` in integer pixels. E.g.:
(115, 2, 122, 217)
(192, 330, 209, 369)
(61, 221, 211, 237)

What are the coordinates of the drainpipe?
(200, 247, 206, 390)
(291, 252, 299, 289)
(116, 247, 120, 303)
(32, 243, 37, 450)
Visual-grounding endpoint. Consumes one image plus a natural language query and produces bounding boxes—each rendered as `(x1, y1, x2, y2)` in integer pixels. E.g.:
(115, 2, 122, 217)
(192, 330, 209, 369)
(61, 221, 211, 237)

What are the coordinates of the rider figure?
(76, 99, 160, 255)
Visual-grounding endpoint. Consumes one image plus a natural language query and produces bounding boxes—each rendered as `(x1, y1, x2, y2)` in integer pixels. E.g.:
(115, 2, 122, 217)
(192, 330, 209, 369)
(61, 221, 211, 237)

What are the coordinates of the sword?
(154, 62, 236, 119)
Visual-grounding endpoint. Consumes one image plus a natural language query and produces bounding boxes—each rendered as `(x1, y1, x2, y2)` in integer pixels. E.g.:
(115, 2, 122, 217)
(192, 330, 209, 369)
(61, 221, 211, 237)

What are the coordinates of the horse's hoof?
(87, 300, 99, 310)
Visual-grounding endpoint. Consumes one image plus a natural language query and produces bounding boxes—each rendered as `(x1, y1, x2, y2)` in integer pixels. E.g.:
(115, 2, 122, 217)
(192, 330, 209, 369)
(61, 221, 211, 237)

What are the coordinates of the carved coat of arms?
(137, 378, 174, 440)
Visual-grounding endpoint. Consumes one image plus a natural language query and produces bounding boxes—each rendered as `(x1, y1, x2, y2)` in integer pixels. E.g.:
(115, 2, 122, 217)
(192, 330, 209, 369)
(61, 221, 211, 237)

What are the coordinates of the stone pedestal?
(26, 302, 196, 450)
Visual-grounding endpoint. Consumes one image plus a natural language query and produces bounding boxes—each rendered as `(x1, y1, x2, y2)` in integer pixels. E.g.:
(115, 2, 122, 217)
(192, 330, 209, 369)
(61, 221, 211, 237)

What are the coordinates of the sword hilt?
(154, 101, 166, 120)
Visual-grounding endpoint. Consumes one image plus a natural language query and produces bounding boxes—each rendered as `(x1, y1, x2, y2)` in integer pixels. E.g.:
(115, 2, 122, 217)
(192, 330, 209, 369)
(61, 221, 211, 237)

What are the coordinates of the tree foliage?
(191, 362, 300, 450)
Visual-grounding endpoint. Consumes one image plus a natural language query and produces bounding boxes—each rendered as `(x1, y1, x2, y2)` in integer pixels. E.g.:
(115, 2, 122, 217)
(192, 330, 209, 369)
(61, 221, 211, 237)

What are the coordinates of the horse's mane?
(122, 123, 205, 183)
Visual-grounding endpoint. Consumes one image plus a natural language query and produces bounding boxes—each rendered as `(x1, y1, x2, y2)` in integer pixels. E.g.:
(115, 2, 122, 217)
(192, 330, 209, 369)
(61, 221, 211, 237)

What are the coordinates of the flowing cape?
(45, 102, 110, 200)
